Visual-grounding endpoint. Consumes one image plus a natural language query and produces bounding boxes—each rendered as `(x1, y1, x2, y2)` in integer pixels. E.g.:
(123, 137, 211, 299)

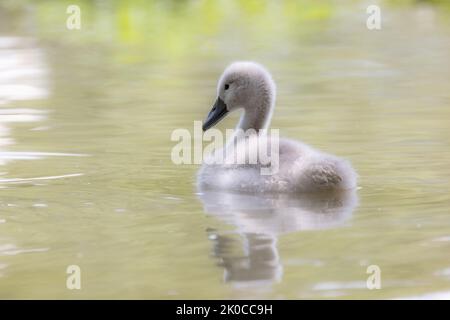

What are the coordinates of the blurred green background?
(0, 0, 449, 299)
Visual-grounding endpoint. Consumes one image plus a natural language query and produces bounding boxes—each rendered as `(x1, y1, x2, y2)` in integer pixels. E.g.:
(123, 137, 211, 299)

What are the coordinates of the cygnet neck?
(236, 92, 274, 132)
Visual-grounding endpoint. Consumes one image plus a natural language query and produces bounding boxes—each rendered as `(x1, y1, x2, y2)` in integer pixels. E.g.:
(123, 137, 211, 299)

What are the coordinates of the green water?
(0, 0, 450, 299)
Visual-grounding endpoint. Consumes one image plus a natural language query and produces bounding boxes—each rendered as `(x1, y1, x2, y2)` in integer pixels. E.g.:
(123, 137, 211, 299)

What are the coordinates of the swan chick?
(198, 61, 357, 193)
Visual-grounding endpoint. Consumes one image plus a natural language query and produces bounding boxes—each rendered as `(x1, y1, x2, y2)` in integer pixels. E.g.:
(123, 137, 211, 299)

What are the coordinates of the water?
(0, 1, 450, 299)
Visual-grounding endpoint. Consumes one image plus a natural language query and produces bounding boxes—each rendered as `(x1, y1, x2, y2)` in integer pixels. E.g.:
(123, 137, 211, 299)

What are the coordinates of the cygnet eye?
(224, 84, 229, 90)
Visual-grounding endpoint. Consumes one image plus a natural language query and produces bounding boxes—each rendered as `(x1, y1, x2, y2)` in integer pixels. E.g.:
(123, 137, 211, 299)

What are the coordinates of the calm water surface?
(0, 1, 450, 299)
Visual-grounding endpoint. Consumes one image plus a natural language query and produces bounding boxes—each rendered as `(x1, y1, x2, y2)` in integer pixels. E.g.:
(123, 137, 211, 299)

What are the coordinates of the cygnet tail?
(297, 156, 357, 192)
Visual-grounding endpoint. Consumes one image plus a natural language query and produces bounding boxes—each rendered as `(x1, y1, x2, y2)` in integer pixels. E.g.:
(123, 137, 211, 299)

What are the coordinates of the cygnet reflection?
(198, 188, 358, 286)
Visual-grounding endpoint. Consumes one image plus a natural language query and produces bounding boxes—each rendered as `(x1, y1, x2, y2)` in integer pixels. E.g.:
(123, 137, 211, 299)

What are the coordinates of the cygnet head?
(202, 62, 276, 131)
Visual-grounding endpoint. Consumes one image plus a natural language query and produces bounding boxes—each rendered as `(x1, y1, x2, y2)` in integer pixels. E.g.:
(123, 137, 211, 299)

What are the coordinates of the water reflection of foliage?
(3, 1, 334, 49)
(3, 0, 449, 59)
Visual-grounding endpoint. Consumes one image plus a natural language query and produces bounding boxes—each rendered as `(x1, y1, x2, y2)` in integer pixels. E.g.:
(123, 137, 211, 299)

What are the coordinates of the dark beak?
(202, 97, 229, 131)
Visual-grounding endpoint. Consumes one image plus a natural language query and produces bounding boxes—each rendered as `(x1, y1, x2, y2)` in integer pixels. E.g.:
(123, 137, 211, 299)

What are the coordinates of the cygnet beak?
(202, 97, 229, 131)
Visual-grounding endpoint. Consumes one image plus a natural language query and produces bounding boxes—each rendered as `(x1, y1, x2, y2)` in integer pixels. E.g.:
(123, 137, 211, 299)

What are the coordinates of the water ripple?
(0, 173, 84, 184)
